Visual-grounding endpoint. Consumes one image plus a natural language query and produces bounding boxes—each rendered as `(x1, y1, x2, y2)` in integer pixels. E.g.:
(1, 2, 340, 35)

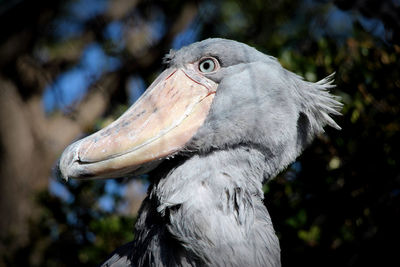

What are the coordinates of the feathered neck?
(128, 146, 281, 266)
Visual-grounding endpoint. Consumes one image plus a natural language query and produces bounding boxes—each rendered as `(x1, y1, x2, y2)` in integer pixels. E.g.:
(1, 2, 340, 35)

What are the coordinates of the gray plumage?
(91, 38, 341, 267)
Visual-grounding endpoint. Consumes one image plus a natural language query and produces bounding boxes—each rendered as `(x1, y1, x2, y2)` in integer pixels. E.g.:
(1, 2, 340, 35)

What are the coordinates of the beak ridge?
(59, 67, 217, 180)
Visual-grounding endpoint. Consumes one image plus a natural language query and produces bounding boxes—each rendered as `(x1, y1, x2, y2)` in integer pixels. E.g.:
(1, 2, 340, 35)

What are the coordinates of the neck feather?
(131, 146, 281, 266)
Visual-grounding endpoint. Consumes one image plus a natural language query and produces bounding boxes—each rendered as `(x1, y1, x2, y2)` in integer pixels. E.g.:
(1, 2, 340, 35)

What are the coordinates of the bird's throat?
(132, 147, 280, 266)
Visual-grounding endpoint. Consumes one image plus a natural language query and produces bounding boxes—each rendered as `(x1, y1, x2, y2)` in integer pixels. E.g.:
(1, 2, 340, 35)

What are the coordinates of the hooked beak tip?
(59, 140, 83, 181)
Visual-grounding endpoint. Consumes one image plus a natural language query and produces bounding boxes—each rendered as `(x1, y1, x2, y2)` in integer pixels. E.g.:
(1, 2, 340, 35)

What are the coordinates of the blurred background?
(0, 0, 399, 266)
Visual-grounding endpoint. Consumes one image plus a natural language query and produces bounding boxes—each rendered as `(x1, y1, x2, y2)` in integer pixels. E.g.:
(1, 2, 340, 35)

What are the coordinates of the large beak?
(59, 67, 217, 180)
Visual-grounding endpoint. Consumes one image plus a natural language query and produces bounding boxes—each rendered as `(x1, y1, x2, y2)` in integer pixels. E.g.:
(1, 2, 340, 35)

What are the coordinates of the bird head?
(59, 38, 341, 181)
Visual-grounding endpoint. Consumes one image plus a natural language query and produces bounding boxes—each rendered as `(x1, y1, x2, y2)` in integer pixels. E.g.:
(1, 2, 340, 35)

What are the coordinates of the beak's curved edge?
(59, 67, 217, 181)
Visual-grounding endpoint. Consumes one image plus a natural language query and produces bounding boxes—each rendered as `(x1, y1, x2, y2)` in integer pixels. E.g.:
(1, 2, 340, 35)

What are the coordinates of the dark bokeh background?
(0, 0, 399, 266)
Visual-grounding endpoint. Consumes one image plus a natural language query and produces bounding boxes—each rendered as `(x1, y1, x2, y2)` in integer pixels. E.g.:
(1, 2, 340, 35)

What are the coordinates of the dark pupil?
(203, 62, 210, 70)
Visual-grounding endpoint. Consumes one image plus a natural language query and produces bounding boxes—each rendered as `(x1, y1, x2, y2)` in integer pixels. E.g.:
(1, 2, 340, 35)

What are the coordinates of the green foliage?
(298, 225, 320, 246)
(5, 181, 135, 267)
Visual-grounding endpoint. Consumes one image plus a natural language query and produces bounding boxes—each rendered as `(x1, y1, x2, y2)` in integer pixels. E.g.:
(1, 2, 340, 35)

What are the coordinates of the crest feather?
(296, 73, 342, 135)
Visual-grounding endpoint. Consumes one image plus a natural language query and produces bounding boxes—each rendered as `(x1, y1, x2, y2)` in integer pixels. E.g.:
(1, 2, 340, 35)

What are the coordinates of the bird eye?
(199, 58, 217, 73)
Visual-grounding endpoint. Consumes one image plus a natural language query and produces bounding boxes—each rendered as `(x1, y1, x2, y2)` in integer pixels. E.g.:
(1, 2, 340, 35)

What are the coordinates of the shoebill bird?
(59, 38, 341, 266)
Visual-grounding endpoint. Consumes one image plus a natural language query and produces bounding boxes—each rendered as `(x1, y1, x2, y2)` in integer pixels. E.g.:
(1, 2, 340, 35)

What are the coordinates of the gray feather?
(100, 38, 341, 267)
